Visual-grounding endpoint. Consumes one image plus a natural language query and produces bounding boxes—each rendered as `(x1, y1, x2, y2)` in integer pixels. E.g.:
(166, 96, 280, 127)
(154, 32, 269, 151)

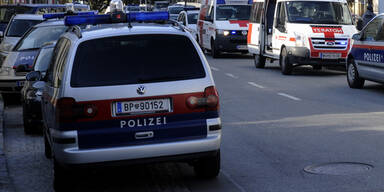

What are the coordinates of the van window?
(0, 6, 34, 23)
(188, 13, 198, 24)
(51, 38, 70, 88)
(275, 2, 287, 28)
(71, 35, 206, 87)
(250, 2, 263, 24)
(285, 1, 352, 25)
(216, 5, 251, 21)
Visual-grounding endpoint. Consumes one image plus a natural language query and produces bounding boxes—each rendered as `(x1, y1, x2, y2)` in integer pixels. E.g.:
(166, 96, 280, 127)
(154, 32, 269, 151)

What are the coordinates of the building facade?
(349, 0, 383, 16)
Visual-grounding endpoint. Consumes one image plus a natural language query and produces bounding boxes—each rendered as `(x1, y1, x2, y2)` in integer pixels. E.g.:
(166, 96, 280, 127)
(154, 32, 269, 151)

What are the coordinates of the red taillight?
(56, 97, 98, 124)
(186, 86, 219, 111)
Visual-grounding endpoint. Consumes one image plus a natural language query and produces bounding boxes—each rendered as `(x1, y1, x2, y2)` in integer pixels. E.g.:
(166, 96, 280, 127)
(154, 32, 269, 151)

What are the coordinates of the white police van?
(347, 14, 384, 88)
(248, 0, 357, 75)
(32, 3, 221, 190)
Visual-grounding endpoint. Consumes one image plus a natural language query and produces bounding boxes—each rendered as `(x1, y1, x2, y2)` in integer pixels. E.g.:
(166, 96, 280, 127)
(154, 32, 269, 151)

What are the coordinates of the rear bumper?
(51, 118, 222, 166)
(286, 46, 346, 66)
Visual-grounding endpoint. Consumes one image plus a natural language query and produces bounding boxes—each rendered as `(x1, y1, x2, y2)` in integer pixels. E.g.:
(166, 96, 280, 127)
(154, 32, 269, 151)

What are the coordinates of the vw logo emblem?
(137, 86, 145, 95)
(326, 42, 335, 46)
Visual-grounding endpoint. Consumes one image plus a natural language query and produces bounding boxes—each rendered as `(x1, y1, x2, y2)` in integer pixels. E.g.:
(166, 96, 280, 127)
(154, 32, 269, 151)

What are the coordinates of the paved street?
(3, 53, 384, 191)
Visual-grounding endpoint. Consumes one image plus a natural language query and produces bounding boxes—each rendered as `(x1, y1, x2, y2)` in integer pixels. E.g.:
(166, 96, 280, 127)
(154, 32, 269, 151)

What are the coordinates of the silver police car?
(35, 8, 221, 190)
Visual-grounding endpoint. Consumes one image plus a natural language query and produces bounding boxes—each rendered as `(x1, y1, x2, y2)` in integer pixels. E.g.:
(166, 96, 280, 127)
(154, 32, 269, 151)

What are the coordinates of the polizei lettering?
(364, 53, 383, 63)
(120, 117, 167, 128)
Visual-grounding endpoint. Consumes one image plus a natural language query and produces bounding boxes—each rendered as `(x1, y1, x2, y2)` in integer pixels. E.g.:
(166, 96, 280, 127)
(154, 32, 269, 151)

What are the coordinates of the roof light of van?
(43, 11, 96, 19)
(64, 12, 169, 26)
(217, 0, 226, 4)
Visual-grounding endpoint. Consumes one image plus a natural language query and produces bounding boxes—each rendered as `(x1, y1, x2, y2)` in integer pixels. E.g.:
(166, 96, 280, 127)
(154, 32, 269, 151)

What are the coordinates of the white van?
(197, 0, 252, 58)
(247, 0, 357, 75)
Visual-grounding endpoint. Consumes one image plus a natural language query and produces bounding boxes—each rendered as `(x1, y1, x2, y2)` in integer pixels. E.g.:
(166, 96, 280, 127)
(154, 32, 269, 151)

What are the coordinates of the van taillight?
(56, 97, 98, 123)
(186, 86, 219, 111)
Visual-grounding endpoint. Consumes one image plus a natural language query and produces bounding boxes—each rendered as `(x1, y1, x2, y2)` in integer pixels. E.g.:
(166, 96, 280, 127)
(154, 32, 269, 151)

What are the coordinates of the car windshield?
(286, 1, 353, 25)
(14, 25, 67, 51)
(6, 19, 41, 37)
(169, 6, 184, 14)
(0, 6, 34, 23)
(216, 5, 251, 21)
(188, 13, 198, 24)
(71, 34, 206, 87)
(34, 46, 54, 71)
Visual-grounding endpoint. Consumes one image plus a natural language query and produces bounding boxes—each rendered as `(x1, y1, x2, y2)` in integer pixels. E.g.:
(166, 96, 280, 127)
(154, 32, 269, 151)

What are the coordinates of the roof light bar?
(43, 11, 96, 19)
(64, 12, 169, 26)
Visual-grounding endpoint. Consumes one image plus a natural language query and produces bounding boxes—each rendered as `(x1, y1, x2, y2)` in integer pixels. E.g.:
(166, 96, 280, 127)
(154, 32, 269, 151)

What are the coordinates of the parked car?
(347, 14, 384, 89)
(36, 11, 221, 190)
(0, 14, 44, 63)
(177, 8, 199, 40)
(21, 43, 55, 134)
(0, 18, 68, 100)
(0, 4, 89, 37)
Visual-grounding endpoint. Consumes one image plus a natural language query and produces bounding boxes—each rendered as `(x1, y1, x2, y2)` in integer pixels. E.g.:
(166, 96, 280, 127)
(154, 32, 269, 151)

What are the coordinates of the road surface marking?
(211, 66, 219, 71)
(221, 170, 247, 192)
(247, 82, 264, 89)
(225, 73, 238, 79)
(277, 92, 301, 101)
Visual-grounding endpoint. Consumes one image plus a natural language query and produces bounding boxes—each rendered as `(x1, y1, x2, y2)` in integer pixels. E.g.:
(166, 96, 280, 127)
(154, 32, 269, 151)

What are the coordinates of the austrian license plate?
(115, 98, 171, 115)
(237, 45, 248, 50)
(16, 81, 25, 87)
(321, 53, 341, 59)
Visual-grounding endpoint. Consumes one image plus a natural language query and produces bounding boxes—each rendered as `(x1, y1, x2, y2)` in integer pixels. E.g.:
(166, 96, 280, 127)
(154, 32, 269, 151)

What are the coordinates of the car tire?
(44, 134, 52, 159)
(254, 54, 266, 68)
(22, 103, 35, 134)
(53, 159, 72, 192)
(280, 47, 293, 75)
(313, 65, 322, 70)
(194, 150, 220, 179)
(347, 59, 365, 89)
(211, 40, 220, 58)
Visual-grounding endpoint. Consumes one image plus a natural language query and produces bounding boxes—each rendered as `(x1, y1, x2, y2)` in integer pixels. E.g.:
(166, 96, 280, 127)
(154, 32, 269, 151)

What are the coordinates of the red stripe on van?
(229, 20, 249, 27)
(247, 23, 253, 44)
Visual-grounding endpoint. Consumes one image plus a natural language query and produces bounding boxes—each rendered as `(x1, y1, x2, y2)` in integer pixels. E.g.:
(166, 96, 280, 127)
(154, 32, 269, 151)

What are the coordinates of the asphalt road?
(4, 53, 384, 192)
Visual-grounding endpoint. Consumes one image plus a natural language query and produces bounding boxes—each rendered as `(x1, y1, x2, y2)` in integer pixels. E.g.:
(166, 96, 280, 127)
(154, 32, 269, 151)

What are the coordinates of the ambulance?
(247, 0, 357, 75)
(197, 0, 252, 58)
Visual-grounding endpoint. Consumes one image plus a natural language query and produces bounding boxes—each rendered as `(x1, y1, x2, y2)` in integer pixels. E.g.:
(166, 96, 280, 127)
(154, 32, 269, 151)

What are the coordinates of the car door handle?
(135, 131, 154, 139)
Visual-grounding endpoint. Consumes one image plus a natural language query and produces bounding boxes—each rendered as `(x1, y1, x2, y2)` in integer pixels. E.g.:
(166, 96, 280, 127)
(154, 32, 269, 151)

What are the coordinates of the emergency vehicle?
(248, 0, 357, 75)
(33, 4, 221, 190)
(347, 14, 384, 88)
(197, 0, 252, 57)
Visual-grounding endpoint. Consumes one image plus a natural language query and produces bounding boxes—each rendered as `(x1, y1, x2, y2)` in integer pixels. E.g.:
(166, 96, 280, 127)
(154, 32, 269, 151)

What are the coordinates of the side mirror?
(352, 33, 361, 41)
(26, 71, 41, 81)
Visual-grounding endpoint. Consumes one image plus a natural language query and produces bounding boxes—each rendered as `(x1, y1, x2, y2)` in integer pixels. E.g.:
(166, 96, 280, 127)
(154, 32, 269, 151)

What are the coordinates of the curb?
(0, 96, 14, 192)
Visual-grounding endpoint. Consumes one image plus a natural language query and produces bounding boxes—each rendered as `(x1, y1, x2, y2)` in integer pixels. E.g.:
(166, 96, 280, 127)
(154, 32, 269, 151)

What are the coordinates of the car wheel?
(313, 65, 322, 70)
(280, 47, 293, 75)
(53, 159, 72, 192)
(254, 54, 266, 68)
(347, 59, 365, 89)
(194, 150, 220, 179)
(44, 134, 52, 159)
(211, 40, 220, 58)
(22, 103, 35, 134)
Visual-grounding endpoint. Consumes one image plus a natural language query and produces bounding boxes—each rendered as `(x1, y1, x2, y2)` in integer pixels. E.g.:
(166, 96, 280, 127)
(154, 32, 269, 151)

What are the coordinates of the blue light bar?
(43, 11, 96, 19)
(248, 0, 253, 4)
(231, 31, 236, 35)
(64, 12, 169, 26)
(217, 0, 226, 4)
(128, 12, 169, 21)
(65, 14, 110, 26)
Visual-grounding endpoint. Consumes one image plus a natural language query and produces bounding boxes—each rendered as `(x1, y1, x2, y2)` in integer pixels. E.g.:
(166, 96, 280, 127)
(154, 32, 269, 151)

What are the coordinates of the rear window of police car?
(71, 34, 206, 87)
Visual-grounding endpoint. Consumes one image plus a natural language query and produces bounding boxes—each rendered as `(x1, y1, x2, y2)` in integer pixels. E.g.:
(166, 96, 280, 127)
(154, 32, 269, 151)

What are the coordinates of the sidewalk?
(0, 97, 14, 192)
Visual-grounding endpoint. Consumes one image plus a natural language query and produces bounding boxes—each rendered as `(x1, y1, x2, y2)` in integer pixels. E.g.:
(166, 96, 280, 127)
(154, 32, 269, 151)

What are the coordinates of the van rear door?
(248, 0, 264, 55)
